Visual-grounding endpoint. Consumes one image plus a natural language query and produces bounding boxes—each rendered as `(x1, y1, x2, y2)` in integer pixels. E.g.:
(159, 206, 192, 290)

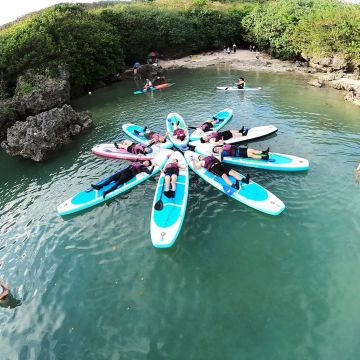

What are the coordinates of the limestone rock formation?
(1, 104, 92, 161)
(12, 66, 70, 117)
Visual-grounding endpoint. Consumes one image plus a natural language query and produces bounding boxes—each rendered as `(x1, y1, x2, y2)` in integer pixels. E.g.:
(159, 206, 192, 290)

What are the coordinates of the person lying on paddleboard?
(171, 121, 188, 142)
(200, 127, 248, 144)
(197, 117, 221, 132)
(160, 158, 187, 198)
(91, 160, 154, 198)
(133, 127, 167, 144)
(114, 139, 153, 155)
(213, 145, 270, 161)
(190, 155, 250, 190)
(143, 78, 153, 91)
(236, 77, 246, 89)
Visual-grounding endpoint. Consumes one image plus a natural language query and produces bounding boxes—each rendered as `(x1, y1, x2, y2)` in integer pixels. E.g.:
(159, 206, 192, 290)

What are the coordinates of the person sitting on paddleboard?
(236, 77, 246, 89)
(190, 155, 250, 190)
(143, 78, 153, 91)
(114, 139, 153, 155)
(133, 127, 167, 144)
(160, 157, 187, 198)
(171, 121, 188, 142)
(91, 160, 154, 199)
(213, 145, 270, 161)
(200, 127, 248, 144)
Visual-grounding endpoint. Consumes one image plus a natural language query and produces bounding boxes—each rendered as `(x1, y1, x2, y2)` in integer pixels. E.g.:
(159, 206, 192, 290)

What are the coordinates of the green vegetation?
(242, 0, 360, 64)
(1, 0, 360, 96)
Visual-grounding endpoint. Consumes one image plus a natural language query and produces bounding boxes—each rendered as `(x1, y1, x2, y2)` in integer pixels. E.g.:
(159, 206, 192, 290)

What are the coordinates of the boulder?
(136, 64, 164, 80)
(12, 66, 70, 118)
(0, 99, 19, 140)
(345, 91, 360, 107)
(308, 79, 324, 88)
(1, 104, 92, 161)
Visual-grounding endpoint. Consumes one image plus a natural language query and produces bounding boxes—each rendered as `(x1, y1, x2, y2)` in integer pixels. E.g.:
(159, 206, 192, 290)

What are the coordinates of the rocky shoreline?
(158, 50, 360, 107)
(0, 66, 92, 161)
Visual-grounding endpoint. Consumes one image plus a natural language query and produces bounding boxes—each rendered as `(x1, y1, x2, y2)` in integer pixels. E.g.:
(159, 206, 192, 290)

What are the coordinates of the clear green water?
(1, 67, 360, 360)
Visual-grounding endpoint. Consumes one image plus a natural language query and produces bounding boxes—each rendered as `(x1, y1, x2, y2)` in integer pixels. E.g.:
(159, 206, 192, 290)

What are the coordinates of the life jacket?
(130, 161, 145, 174)
(128, 143, 147, 154)
(200, 122, 213, 132)
(207, 131, 221, 142)
(222, 144, 236, 157)
(204, 156, 219, 170)
(173, 128, 185, 138)
(165, 162, 179, 171)
(148, 132, 162, 143)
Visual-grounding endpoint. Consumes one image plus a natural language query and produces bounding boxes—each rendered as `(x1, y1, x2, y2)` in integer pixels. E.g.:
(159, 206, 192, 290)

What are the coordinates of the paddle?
(154, 177, 166, 211)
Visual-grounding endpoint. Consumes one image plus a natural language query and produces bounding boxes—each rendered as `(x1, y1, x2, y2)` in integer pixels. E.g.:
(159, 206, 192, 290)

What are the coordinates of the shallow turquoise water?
(1, 66, 360, 359)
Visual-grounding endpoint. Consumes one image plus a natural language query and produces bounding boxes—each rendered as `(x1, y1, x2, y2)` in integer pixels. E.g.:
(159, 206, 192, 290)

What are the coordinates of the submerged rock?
(1, 104, 92, 161)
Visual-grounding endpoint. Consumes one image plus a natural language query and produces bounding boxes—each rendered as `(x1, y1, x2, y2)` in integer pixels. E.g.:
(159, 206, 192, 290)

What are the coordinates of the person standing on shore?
(227, 47, 231, 55)
(255, 51, 260, 60)
(232, 43, 237, 53)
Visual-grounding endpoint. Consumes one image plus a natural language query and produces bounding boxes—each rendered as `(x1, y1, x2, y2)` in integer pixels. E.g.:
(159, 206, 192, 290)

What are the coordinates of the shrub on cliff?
(0, 4, 124, 89)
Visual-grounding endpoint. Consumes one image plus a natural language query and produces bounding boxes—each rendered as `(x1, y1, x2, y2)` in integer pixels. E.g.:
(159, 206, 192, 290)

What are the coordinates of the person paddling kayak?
(91, 160, 154, 198)
(213, 145, 270, 161)
(134, 127, 167, 145)
(200, 127, 248, 144)
(114, 139, 153, 155)
(236, 77, 246, 89)
(160, 157, 187, 198)
(189, 155, 250, 190)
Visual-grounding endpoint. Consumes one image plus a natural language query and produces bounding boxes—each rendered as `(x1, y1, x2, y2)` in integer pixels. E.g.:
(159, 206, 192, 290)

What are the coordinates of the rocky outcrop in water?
(0, 99, 19, 140)
(12, 66, 70, 118)
(1, 105, 92, 161)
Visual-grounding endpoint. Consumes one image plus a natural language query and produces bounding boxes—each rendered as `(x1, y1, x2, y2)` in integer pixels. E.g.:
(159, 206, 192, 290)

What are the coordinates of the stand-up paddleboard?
(122, 123, 173, 149)
(57, 153, 168, 216)
(134, 83, 175, 95)
(166, 113, 189, 149)
(189, 108, 233, 141)
(92, 143, 173, 161)
(184, 151, 285, 215)
(216, 86, 262, 91)
(194, 144, 309, 171)
(189, 125, 278, 147)
(151, 151, 189, 248)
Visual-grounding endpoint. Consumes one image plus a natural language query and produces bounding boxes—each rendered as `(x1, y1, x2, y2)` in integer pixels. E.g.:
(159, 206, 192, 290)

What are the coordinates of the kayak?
(189, 108, 233, 141)
(151, 151, 189, 248)
(92, 143, 173, 161)
(184, 150, 285, 216)
(134, 83, 175, 95)
(57, 152, 169, 216)
(216, 86, 262, 91)
(189, 125, 278, 147)
(166, 113, 189, 149)
(194, 144, 309, 171)
(122, 123, 173, 149)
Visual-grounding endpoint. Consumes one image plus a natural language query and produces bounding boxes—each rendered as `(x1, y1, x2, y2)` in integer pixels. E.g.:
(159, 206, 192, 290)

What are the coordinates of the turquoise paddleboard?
(151, 151, 189, 248)
(184, 151, 285, 216)
(166, 112, 189, 149)
(122, 123, 173, 149)
(189, 108, 233, 141)
(194, 144, 309, 171)
(58, 153, 168, 216)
